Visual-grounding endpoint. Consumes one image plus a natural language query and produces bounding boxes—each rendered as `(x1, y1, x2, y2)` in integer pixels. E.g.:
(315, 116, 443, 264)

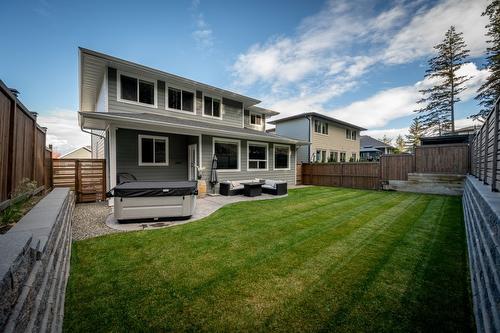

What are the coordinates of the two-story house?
(269, 113, 365, 163)
(78, 48, 306, 194)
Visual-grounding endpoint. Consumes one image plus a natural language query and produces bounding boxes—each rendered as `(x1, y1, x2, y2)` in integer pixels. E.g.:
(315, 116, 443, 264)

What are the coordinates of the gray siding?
(275, 117, 310, 163)
(91, 130, 105, 159)
(201, 135, 296, 187)
(116, 128, 195, 181)
(108, 67, 243, 128)
(244, 110, 266, 132)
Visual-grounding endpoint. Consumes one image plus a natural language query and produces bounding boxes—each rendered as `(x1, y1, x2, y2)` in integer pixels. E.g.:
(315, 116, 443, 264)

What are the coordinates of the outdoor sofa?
(219, 179, 287, 196)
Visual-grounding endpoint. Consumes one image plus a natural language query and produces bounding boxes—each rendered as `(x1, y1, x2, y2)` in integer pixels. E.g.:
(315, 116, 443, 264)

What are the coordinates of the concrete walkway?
(105, 193, 288, 231)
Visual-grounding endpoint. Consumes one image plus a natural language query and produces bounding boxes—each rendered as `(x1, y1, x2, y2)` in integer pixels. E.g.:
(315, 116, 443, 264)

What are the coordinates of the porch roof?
(79, 112, 309, 145)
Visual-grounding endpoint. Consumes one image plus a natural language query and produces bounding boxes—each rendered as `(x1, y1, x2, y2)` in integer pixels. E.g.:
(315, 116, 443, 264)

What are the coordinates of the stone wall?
(0, 188, 74, 332)
(462, 176, 500, 332)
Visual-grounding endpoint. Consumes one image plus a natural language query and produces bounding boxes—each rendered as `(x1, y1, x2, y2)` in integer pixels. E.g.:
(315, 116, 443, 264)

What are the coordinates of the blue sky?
(0, 0, 490, 153)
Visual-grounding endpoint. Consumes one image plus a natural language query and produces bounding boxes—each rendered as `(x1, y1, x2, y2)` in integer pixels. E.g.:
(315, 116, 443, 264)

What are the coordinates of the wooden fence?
(301, 143, 471, 189)
(52, 159, 106, 202)
(470, 99, 500, 192)
(302, 163, 380, 190)
(0, 80, 52, 204)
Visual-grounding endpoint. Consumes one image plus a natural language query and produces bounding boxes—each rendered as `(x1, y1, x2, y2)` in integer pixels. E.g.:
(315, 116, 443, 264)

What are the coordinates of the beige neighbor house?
(60, 146, 91, 159)
(269, 112, 366, 163)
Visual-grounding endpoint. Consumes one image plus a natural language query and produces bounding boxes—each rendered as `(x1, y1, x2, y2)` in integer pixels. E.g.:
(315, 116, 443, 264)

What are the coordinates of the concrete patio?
(105, 193, 289, 231)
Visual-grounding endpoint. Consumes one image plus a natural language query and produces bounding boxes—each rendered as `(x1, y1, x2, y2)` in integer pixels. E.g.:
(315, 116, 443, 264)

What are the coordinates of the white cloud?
(232, 0, 489, 129)
(330, 62, 488, 129)
(363, 117, 483, 140)
(384, 0, 488, 64)
(37, 109, 90, 155)
(192, 14, 214, 49)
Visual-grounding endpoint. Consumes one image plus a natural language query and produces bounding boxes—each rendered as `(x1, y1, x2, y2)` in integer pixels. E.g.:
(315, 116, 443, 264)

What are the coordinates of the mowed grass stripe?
(64, 187, 472, 333)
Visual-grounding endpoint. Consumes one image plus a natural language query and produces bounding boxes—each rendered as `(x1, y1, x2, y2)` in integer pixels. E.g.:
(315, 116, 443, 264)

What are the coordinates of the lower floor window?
(350, 153, 357, 162)
(139, 135, 168, 166)
(248, 142, 268, 170)
(340, 152, 346, 162)
(329, 151, 338, 162)
(274, 144, 290, 169)
(214, 139, 239, 170)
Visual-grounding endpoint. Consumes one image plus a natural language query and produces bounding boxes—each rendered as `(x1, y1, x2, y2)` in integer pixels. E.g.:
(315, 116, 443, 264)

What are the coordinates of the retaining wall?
(462, 176, 500, 332)
(0, 188, 74, 332)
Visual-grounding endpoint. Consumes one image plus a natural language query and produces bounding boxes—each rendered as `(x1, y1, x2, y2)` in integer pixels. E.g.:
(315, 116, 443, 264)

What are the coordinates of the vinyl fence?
(470, 101, 500, 192)
(0, 80, 52, 204)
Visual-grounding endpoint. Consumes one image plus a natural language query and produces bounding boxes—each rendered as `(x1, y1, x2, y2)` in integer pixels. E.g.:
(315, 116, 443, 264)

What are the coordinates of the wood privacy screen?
(52, 159, 106, 202)
(302, 163, 380, 190)
(470, 100, 500, 192)
(0, 80, 52, 203)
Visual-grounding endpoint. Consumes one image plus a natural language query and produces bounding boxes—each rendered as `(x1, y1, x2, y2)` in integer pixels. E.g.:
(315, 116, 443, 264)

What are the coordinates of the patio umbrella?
(209, 154, 218, 194)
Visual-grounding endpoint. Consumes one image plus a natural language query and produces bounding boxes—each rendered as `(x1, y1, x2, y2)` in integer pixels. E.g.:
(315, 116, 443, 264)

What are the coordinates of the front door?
(188, 144, 198, 181)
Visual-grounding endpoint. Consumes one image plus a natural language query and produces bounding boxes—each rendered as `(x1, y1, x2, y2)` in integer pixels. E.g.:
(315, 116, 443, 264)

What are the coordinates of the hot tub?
(107, 181, 198, 221)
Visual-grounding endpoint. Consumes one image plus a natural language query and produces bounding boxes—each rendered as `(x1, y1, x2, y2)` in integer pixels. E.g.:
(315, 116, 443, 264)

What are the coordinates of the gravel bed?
(72, 202, 122, 240)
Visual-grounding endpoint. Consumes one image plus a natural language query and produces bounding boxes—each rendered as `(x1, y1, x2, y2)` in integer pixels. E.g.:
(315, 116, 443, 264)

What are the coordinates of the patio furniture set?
(219, 179, 288, 197)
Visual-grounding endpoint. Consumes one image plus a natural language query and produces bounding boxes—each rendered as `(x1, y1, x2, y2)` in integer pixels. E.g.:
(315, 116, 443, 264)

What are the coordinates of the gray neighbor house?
(78, 48, 307, 196)
(359, 135, 395, 161)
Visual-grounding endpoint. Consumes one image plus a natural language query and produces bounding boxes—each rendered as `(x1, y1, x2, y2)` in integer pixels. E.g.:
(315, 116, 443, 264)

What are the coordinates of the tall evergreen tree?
(379, 135, 392, 146)
(395, 135, 406, 153)
(475, 0, 500, 119)
(405, 118, 424, 149)
(415, 26, 470, 134)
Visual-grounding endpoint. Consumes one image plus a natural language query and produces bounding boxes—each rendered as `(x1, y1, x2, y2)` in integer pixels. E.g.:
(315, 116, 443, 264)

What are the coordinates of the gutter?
(80, 112, 308, 145)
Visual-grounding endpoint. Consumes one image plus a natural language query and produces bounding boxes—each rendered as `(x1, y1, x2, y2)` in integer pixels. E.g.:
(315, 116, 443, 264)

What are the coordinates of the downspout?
(307, 115, 312, 163)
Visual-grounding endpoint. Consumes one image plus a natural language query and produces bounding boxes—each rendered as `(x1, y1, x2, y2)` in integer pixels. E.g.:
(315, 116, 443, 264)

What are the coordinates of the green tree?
(475, 1, 500, 119)
(379, 135, 392, 146)
(415, 26, 470, 134)
(405, 118, 424, 149)
(394, 135, 406, 154)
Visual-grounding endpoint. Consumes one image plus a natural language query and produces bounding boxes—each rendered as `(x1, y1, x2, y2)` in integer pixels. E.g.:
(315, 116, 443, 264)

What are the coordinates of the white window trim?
(213, 137, 240, 172)
(314, 120, 329, 136)
(345, 128, 357, 141)
(165, 84, 196, 114)
(247, 141, 268, 171)
(117, 71, 158, 108)
(274, 144, 291, 170)
(138, 134, 169, 166)
(249, 112, 263, 127)
(202, 94, 223, 119)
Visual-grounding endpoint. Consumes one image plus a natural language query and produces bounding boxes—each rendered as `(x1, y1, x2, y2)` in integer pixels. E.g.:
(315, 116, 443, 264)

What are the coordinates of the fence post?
(75, 160, 80, 202)
(492, 103, 499, 192)
(6, 93, 17, 198)
(483, 115, 490, 185)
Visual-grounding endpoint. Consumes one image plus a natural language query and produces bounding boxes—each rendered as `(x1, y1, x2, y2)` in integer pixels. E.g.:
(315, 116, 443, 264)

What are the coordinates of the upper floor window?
(314, 120, 328, 135)
(119, 73, 156, 106)
(250, 113, 262, 126)
(346, 129, 357, 140)
(167, 87, 194, 112)
(204, 96, 221, 118)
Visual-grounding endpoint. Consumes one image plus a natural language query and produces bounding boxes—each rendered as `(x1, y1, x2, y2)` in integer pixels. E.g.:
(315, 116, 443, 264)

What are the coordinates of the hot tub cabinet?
(107, 181, 198, 221)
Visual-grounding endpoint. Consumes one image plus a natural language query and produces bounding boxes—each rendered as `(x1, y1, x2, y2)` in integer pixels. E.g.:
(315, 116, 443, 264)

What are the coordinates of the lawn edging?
(0, 188, 74, 332)
(463, 176, 500, 332)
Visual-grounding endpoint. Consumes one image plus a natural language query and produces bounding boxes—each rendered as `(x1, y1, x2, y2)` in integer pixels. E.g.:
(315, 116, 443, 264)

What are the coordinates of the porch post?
(108, 125, 117, 206)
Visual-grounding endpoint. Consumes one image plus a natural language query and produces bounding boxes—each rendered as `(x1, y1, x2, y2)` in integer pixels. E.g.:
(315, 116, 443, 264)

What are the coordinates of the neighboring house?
(444, 125, 479, 136)
(360, 136, 395, 161)
(269, 112, 365, 163)
(60, 146, 91, 159)
(78, 48, 306, 195)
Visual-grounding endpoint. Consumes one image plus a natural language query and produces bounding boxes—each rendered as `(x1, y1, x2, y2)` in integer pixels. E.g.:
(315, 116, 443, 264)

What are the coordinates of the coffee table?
(241, 181, 265, 197)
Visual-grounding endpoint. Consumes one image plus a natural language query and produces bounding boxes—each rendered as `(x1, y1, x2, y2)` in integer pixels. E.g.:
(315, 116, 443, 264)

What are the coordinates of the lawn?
(64, 187, 473, 332)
